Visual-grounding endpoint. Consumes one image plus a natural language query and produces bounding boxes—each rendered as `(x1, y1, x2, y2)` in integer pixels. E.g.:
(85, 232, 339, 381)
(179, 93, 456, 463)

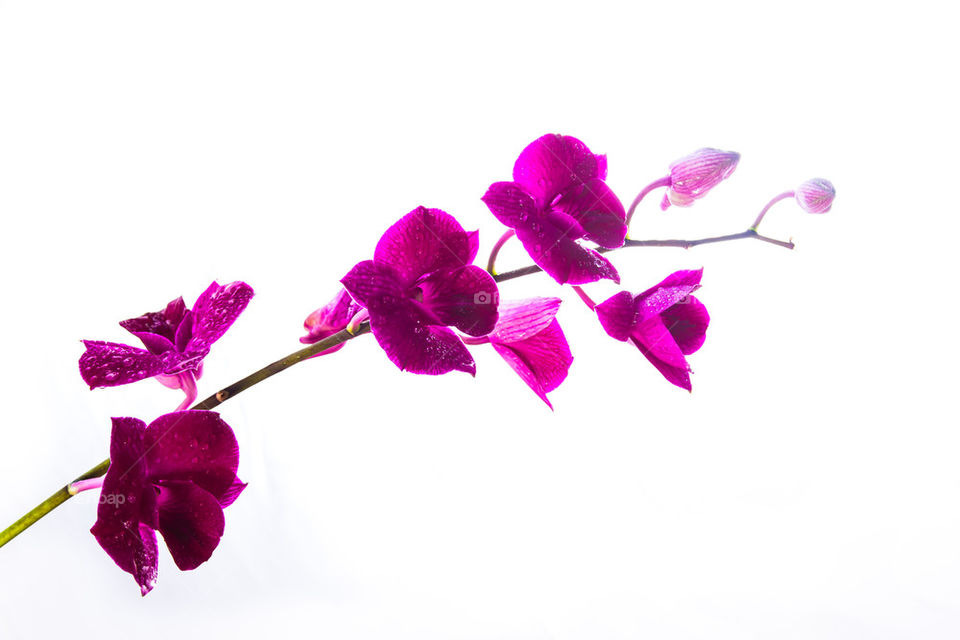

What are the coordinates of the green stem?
(0, 323, 370, 550)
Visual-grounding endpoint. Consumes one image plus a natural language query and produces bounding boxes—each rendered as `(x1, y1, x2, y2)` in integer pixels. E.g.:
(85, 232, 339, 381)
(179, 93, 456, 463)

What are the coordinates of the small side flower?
(300, 289, 363, 356)
(595, 269, 710, 391)
(79, 281, 253, 408)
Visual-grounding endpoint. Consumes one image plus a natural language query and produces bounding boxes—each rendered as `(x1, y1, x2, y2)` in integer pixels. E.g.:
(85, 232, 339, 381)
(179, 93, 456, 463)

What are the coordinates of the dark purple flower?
(660, 148, 740, 210)
(90, 411, 245, 596)
(79, 281, 254, 408)
(482, 134, 626, 285)
(300, 288, 363, 356)
(795, 178, 836, 213)
(340, 206, 498, 375)
(468, 297, 573, 409)
(595, 269, 710, 391)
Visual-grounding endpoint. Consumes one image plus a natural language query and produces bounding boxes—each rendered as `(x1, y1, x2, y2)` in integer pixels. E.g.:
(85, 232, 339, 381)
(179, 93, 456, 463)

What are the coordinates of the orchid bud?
(661, 148, 740, 210)
(301, 288, 363, 355)
(795, 178, 835, 213)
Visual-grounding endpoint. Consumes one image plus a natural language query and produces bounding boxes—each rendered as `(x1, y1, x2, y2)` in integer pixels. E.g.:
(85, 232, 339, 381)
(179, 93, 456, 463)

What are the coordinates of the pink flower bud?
(661, 148, 740, 210)
(795, 178, 835, 213)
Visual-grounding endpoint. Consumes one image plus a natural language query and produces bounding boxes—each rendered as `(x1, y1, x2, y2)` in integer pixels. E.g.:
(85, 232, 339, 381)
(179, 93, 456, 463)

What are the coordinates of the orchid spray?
(0, 134, 834, 594)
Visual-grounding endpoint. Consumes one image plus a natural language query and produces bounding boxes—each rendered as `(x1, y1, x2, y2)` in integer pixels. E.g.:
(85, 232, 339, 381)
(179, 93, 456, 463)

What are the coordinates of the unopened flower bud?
(795, 178, 835, 213)
(661, 148, 740, 210)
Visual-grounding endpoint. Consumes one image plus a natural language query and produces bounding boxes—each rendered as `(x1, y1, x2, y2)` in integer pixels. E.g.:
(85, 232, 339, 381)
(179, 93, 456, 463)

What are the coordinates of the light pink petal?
(491, 318, 573, 409)
(635, 269, 703, 320)
(489, 297, 561, 343)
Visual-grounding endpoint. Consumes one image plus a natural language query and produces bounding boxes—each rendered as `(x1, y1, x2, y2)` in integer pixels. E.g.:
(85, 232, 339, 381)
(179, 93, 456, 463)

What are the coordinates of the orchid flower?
(341, 207, 498, 375)
(482, 134, 626, 284)
(595, 269, 709, 391)
(79, 281, 253, 410)
(89, 411, 245, 596)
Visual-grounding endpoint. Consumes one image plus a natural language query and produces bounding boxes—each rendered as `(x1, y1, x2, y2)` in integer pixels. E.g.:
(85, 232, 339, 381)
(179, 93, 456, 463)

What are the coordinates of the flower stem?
(750, 191, 795, 230)
(570, 285, 597, 310)
(625, 175, 671, 227)
(0, 323, 370, 550)
(486, 229, 516, 275)
(493, 228, 794, 283)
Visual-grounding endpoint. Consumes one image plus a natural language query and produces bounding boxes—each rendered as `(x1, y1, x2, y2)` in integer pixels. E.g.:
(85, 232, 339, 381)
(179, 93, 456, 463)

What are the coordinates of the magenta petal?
(491, 318, 572, 408)
(340, 260, 404, 313)
(481, 182, 539, 228)
(174, 310, 194, 352)
(301, 288, 362, 346)
(595, 291, 637, 342)
(513, 134, 602, 205)
(514, 219, 619, 285)
(373, 207, 473, 286)
(418, 265, 499, 336)
(636, 269, 704, 319)
(217, 478, 248, 508)
(79, 341, 171, 389)
(632, 336, 692, 391)
(633, 316, 689, 369)
(661, 295, 710, 355)
(90, 520, 159, 596)
(90, 417, 159, 596)
(187, 281, 254, 353)
(466, 230, 480, 264)
(129, 332, 176, 355)
(156, 481, 226, 571)
(369, 310, 475, 375)
(489, 297, 561, 343)
(553, 178, 627, 249)
(143, 411, 240, 502)
(119, 296, 186, 344)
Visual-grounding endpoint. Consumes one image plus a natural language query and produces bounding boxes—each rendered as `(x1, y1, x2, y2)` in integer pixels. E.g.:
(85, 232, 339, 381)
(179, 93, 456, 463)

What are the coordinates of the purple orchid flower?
(465, 297, 573, 409)
(795, 178, 836, 213)
(300, 288, 364, 356)
(660, 148, 740, 210)
(595, 269, 710, 391)
(482, 134, 626, 285)
(90, 411, 245, 596)
(79, 281, 254, 410)
(340, 206, 498, 375)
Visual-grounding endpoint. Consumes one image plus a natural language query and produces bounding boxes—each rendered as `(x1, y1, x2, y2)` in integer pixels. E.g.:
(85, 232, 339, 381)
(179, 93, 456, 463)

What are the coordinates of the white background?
(0, 1, 957, 638)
